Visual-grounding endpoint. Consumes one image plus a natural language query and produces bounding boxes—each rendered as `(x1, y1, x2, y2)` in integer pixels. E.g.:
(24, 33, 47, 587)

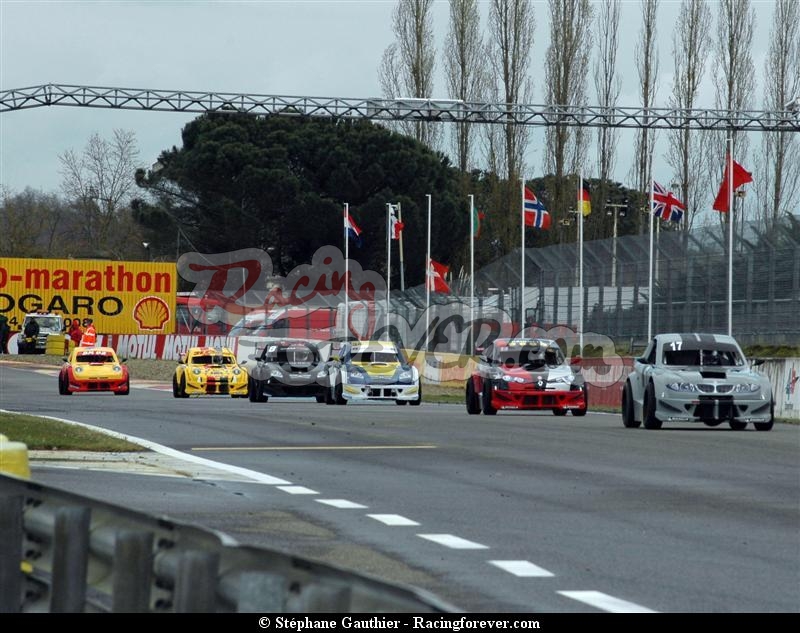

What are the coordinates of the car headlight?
(666, 382, 699, 392)
(547, 375, 574, 384)
(733, 383, 760, 393)
(398, 370, 413, 383)
(487, 369, 503, 380)
(348, 369, 365, 381)
(74, 366, 83, 373)
(192, 368, 202, 375)
(270, 369, 283, 378)
(501, 374, 525, 383)
(316, 370, 328, 379)
(112, 365, 121, 372)
(233, 368, 241, 376)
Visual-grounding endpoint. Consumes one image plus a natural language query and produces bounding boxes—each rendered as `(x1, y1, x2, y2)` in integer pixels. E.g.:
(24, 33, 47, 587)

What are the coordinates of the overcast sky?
(0, 0, 776, 207)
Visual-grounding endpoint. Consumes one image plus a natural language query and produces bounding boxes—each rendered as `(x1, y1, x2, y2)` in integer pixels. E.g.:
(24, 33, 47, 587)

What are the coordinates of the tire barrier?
(0, 435, 30, 479)
(0, 474, 457, 613)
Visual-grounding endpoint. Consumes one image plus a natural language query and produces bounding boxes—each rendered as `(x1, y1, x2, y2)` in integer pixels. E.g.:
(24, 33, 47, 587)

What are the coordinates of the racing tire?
(115, 380, 130, 396)
(481, 382, 497, 416)
(315, 395, 326, 404)
(172, 375, 181, 399)
(325, 383, 336, 405)
(572, 387, 588, 417)
(621, 382, 640, 428)
(728, 420, 747, 431)
(178, 374, 190, 398)
(334, 381, 347, 405)
(248, 378, 267, 403)
(465, 380, 480, 415)
(643, 382, 662, 429)
(703, 419, 723, 427)
(754, 401, 774, 431)
(395, 400, 408, 405)
(409, 383, 421, 406)
(552, 409, 567, 416)
(59, 374, 72, 396)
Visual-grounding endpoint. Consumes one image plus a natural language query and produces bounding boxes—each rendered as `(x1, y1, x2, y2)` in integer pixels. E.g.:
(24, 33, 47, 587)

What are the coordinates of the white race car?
(621, 333, 774, 431)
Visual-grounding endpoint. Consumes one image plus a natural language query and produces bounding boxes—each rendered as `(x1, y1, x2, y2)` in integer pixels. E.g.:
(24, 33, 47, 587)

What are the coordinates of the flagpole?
(578, 176, 584, 355)
(386, 203, 391, 334)
(426, 194, 431, 351)
(469, 194, 475, 353)
(344, 203, 349, 341)
(521, 178, 525, 334)
(398, 202, 406, 292)
(648, 181, 654, 341)
(727, 137, 733, 336)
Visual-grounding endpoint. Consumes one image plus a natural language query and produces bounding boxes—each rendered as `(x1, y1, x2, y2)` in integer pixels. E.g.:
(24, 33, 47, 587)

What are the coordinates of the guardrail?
(0, 474, 456, 613)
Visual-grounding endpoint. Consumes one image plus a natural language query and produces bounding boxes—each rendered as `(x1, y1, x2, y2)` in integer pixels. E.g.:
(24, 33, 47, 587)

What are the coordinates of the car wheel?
(58, 373, 66, 395)
(465, 380, 480, 415)
(703, 419, 723, 427)
(395, 399, 408, 405)
(621, 382, 640, 428)
(572, 387, 588, 416)
(179, 374, 190, 398)
(334, 381, 347, 405)
(754, 401, 774, 431)
(172, 375, 181, 399)
(115, 380, 130, 396)
(643, 382, 662, 429)
(59, 374, 72, 396)
(409, 383, 421, 406)
(481, 382, 497, 416)
(728, 420, 747, 431)
(325, 382, 335, 405)
(315, 395, 325, 404)
(552, 409, 567, 416)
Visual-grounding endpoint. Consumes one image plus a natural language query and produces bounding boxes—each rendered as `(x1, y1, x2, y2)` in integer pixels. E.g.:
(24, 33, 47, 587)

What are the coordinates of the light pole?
(605, 199, 627, 287)
(142, 242, 151, 261)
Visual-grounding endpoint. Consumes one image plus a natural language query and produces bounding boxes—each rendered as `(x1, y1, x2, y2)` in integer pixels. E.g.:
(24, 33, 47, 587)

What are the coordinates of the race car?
(172, 346, 248, 398)
(466, 338, 586, 416)
(325, 340, 421, 405)
(58, 346, 129, 395)
(621, 333, 774, 431)
(247, 339, 329, 403)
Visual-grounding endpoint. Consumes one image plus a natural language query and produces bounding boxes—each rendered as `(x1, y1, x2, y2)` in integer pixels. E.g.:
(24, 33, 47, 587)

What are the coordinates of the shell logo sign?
(133, 296, 171, 330)
(0, 257, 176, 334)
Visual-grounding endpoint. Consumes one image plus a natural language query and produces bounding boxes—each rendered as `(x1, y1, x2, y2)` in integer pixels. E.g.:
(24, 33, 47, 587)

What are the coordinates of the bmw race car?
(173, 346, 248, 398)
(466, 338, 587, 416)
(58, 346, 129, 395)
(247, 339, 329, 403)
(325, 340, 421, 405)
(621, 333, 774, 430)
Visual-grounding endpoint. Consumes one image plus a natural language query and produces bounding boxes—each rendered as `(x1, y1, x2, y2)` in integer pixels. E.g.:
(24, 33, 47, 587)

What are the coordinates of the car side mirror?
(635, 357, 648, 364)
(120, 358, 127, 363)
(752, 358, 765, 367)
(331, 354, 340, 362)
(570, 355, 582, 366)
(62, 356, 68, 362)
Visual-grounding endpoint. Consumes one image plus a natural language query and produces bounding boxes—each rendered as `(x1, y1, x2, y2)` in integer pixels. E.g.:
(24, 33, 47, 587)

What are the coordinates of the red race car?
(466, 338, 587, 416)
(58, 346, 130, 395)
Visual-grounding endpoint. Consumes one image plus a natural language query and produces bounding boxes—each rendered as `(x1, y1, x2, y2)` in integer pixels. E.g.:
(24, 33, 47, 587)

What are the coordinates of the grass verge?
(0, 411, 142, 451)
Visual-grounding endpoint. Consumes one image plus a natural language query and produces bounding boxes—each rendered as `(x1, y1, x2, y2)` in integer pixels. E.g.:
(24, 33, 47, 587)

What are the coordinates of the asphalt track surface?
(1, 363, 798, 613)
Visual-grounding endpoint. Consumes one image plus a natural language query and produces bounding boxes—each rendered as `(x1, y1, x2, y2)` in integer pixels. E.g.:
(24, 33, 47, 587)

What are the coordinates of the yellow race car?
(58, 346, 130, 396)
(172, 346, 248, 398)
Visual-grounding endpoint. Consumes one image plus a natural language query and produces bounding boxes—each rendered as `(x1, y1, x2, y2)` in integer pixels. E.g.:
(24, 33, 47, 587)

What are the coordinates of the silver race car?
(621, 333, 774, 431)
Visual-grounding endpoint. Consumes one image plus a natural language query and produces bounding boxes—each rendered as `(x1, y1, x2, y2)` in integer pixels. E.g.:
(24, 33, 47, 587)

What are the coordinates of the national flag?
(578, 184, 591, 217)
(523, 187, 551, 229)
(713, 155, 753, 212)
(650, 181, 686, 223)
(344, 210, 363, 247)
(472, 208, 486, 239)
(389, 204, 404, 239)
(427, 258, 451, 294)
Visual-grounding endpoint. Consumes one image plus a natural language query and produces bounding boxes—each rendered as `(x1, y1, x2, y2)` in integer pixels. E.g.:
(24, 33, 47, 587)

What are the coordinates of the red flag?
(390, 204, 404, 239)
(713, 155, 753, 212)
(427, 259, 451, 293)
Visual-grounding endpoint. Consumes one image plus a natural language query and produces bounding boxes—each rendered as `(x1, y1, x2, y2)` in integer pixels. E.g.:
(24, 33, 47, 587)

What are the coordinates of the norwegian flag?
(651, 181, 686, 223)
(389, 204, 404, 239)
(524, 186, 551, 229)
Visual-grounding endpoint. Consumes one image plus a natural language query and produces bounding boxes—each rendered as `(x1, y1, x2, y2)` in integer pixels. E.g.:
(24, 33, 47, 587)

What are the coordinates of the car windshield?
(35, 317, 61, 329)
(192, 354, 234, 365)
(493, 345, 563, 370)
(662, 345, 743, 367)
(351, 351, 399, 364)
(264, 344, 319, 367)
(76, 353, 114, 363)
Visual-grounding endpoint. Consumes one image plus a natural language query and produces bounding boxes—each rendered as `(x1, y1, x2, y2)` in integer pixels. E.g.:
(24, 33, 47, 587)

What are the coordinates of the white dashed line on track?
(558, 590, 657, 613)
(488, 560, 554, 577)
(315, 499, 368, 509)
(367, 514, 420, 526)
(276, 485, 319, 495)
(417, 534, 489, 549)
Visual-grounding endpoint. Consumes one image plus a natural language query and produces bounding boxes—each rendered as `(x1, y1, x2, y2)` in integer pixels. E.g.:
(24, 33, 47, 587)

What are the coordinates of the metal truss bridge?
(2, 83, 798, 133)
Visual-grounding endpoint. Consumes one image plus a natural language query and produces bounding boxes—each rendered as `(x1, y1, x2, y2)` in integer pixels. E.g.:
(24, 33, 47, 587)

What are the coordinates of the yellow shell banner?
(0, 258, 177, 334)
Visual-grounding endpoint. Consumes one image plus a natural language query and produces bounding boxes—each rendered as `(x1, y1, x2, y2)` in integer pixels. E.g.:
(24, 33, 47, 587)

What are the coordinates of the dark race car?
(247, 339, 329, 403)
(466, 338, 587, 416)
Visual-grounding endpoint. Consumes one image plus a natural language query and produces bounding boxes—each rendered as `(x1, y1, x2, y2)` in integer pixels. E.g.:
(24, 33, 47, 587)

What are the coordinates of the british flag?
(651, 181, 686, 223)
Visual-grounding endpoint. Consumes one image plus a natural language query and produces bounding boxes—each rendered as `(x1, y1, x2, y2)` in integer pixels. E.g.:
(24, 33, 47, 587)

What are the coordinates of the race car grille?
(693, 395, 734, 419)
(87, 382, 112, 390)
(368, 388, 397, 398)
(696, 383, 734, 394)
(205, 377, 230, 394)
